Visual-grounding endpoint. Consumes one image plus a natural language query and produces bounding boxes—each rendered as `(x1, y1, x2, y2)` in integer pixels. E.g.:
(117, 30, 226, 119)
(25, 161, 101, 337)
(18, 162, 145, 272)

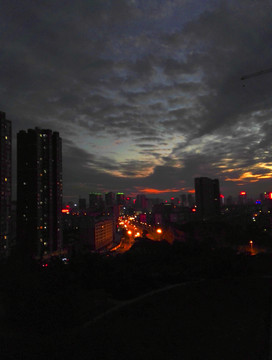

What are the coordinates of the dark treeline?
(1, 233, 272, 333)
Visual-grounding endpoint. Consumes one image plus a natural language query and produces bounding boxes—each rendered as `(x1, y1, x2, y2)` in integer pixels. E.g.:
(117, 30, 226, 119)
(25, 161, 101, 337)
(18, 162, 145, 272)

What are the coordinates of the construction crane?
(241, 67, 272, 80)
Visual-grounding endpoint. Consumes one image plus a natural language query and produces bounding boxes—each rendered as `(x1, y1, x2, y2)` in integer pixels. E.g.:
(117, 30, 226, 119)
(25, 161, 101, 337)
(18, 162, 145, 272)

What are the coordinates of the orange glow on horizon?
(136, 188, 185, 194)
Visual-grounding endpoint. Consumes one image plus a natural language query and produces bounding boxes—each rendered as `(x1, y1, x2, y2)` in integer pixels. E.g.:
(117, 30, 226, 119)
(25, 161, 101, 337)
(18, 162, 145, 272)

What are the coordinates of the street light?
(156, 228, 163, 241)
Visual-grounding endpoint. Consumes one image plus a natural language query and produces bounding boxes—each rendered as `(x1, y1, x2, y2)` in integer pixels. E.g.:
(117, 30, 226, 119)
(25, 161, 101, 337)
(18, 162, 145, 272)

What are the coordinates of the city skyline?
(1, 1, 272, 201)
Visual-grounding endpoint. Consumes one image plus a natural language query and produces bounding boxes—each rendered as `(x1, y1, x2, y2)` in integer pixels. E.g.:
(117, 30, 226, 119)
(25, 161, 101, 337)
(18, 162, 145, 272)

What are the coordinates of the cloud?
(2, 0, 272, 200)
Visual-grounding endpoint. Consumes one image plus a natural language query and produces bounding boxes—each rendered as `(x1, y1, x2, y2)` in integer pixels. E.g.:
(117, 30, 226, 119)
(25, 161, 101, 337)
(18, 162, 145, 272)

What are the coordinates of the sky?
(1, 0, 272, 202)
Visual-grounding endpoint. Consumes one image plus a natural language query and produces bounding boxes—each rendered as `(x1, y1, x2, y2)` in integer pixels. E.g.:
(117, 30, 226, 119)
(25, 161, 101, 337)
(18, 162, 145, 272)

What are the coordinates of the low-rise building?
(80, 216, 113, 251)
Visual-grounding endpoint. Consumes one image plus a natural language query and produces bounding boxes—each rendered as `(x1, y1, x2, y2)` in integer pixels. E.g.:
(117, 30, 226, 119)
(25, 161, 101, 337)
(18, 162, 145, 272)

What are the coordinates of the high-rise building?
(180, 194, 187, 207)
(89, 192, 104, 211)
(238, 191, 247, 205)
(194, 177, 220, 220)
(17, 128, 62, 259)
(187, 194, 194, 208)
(105, 192, 115, 207)
(0, 112, 12, 257)
(226, 195, 233, 205)
(78, 198, 87, 210)
(116, 192, 125, 206)
(135, 194, 147, 211)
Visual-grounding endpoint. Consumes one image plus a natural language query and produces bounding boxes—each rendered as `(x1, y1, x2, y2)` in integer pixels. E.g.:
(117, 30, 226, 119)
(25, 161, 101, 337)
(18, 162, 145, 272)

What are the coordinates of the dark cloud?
(1, 0, 272, 200)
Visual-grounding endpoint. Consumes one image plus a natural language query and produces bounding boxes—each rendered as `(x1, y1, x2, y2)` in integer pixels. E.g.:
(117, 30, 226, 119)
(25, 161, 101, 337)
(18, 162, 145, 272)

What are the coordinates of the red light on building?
(171, 197, 174, 200)
(192, 208, 196, 212)
(269, 193, 272, 199)
(220, 194, 224, 198)
(240, 191, 246, 196)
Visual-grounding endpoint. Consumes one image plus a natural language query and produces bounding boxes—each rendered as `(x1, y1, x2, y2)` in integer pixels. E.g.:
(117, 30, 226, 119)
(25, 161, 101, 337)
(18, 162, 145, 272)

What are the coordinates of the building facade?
(105, 192, 115, 207)
(78, 198, 87, 210)
(17, 128, 62, 259)
(116, 192, 125, 206)
(79, 216, 113, 251)
(195, 177, 220, 220)
(0, 112, 12, 257)
(135, 194, 147, 211)
(89, 192, 104, 211)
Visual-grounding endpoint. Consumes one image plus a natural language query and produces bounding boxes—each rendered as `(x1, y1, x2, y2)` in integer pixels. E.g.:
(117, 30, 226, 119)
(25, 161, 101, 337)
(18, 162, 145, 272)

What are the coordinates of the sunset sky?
(1, 0, 272, 201)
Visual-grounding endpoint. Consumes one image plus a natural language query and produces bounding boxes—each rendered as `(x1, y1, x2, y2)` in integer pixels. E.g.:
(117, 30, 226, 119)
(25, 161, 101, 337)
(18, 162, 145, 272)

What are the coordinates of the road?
(111, 216, 170, 255)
